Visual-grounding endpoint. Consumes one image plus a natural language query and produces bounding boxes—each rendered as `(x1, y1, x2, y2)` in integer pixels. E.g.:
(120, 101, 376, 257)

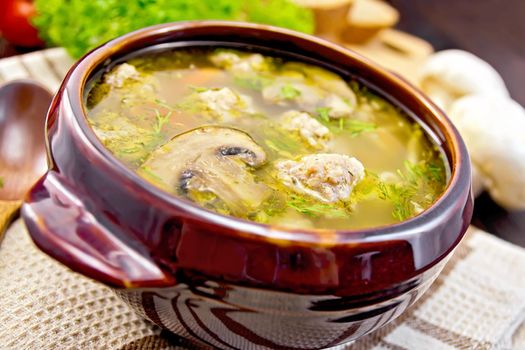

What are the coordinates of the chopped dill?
(315, 107, 331, 122)
(152, 109, 172, 134)
(189, 86, 209, 93)
(262, 126, 303, 157)
(234, 75, 272, 91)
(315, 109, 376, 137)
(265, 139, 294, 158)
(139, 165, 164, 184)
(341, 119, 377, 136)
(154, 99, 174, 111)
(280, 84, 301, 99)
(350, 159, 445, 222)
(287, 194, 349, 219)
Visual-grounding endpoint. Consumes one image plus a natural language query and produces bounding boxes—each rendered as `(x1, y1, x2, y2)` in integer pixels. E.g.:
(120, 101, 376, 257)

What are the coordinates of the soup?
(86, 48, 447, 230)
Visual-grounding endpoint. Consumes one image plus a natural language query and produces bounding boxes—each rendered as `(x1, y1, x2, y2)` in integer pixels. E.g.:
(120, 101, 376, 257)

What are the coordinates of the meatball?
(105, 63, 140, 88)
(281, 111, 331, 149)
(323, 94, 355, 119)
(276, 154, 365, 203)
(209, 51, 267, 75)
(197, 87, 254, 121)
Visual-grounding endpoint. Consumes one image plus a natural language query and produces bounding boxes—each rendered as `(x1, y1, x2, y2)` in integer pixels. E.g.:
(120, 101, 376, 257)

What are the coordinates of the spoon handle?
(0, 200, 22, 241)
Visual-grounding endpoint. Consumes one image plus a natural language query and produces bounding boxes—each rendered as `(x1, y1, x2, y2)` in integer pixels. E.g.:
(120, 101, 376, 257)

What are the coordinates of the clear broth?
(86, 48, 448, 230)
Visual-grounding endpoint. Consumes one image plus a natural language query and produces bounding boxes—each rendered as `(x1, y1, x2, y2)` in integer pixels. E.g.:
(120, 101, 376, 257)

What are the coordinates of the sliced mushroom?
(283, 62, 357, 105)
(262, 79, 324, 109)
(262, 75, 355, 118)
(138, 126, 272, 216)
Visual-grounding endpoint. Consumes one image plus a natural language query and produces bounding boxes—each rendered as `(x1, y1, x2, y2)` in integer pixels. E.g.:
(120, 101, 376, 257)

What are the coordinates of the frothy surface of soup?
(87, 48, 448, 230)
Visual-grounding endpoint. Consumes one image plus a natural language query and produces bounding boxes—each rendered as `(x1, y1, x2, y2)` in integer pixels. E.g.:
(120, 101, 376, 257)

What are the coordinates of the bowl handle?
(21, 171, 176, 288)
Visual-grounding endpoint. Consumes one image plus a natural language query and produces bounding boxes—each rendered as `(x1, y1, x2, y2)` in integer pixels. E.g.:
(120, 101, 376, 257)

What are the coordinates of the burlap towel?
(1, 48, 525, 350)
(0, 219, 524, 350)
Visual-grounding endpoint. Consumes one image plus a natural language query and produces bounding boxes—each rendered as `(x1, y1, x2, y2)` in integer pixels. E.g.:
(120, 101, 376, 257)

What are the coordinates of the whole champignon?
(138, 126, 271, 216)
(276, 154, 365, 203)
(281, 110, 331, 149)
(418, 50, 509, 110)
(449, 95, 525, 210)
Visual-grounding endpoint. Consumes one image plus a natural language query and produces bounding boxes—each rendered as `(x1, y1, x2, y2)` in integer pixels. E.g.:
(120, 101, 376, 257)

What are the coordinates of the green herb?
(315, 105, 376, 137)
(350, 170, 379, 201)
(350, 159, 446, 222)
(154, 99, 174, 111)
(234, 75, 272, 91)
(0, 176, 4, 189)
(152, 109, 172, 134)
(280, 84, 301, 100)
(315, 107, 331, 122)
(139, 165, 164, 184)
(287, 194, 349, 219)
(33, 0, 314, 59)
(342, 120, 377, 136)
(262, 126, 303, 157)
(252, 193, 287, 223)
(189, 86, 209, 93)
(377, 181, 415, 221)
(265, 139, 294, 158)
(343, 97, 353, 107)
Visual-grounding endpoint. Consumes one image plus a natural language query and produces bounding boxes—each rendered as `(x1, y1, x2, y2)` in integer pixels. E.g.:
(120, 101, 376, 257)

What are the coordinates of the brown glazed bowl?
(22, 21, 472, 349)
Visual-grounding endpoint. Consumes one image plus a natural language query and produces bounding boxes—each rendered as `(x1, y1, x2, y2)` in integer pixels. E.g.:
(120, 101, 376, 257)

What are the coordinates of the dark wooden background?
(1, 1, 524, 246)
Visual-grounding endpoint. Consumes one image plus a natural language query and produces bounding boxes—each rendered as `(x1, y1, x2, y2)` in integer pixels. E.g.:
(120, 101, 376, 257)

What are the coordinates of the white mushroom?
(449, 95, 525, 210)
(139, 127, 272, 215)
(196, 87, 255, 121)
(105, 63, 141, 88)
(280, 110, 331, 149)
(276, 154, 365, 203)
(418, 50, 509, 110)
(283, 62, 358, 104)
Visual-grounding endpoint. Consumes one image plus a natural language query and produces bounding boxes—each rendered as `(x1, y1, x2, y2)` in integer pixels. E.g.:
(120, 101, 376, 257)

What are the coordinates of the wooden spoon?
(0, 80, 52, 240)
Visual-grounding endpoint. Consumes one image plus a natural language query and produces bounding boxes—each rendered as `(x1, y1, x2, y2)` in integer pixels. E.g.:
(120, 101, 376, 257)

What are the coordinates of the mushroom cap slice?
(138, 126, 271, 216)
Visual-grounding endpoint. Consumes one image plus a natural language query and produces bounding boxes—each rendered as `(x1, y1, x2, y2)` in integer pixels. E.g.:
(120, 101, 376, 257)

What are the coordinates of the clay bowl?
(22, 21, 472, 349)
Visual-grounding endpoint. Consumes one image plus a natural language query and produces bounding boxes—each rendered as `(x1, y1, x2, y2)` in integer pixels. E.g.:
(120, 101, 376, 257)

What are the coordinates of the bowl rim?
(62, 20, 471, 246)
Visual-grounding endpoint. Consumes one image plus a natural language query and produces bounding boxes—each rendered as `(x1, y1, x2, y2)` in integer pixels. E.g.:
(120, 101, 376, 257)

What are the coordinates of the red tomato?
(0, 0, 44, 47)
